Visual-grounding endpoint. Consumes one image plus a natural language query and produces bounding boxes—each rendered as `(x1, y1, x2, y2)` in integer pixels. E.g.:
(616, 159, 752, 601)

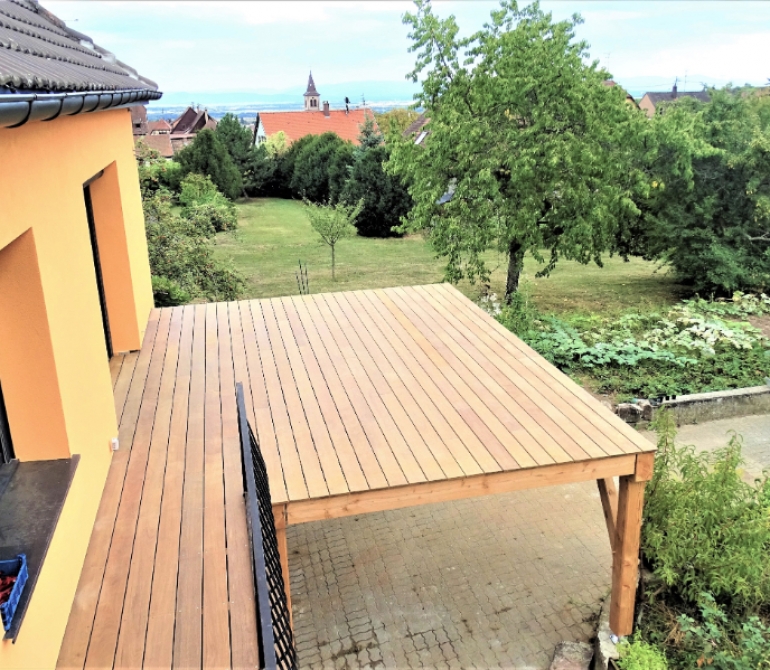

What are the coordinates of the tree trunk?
(331, 244, 336, 281)
(505, 238, 525, 303)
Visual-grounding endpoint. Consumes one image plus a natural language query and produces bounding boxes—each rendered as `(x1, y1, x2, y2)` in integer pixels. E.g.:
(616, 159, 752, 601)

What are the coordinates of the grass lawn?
(215, 198, 685, 315)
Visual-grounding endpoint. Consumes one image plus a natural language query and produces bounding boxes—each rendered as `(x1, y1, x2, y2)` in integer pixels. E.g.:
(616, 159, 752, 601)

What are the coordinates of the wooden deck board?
(60, 285, 652, 668)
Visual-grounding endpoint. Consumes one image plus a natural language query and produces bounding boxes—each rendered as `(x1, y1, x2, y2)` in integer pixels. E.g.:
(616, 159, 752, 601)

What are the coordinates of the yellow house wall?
(0, 108, 154, 669)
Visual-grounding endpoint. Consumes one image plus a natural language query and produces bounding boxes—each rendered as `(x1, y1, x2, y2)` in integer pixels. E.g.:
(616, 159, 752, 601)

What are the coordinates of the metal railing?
(237, 383, 297, 670)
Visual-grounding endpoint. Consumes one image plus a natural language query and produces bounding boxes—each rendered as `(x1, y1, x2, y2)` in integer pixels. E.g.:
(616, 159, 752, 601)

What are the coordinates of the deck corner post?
(609, 474, 646, 637)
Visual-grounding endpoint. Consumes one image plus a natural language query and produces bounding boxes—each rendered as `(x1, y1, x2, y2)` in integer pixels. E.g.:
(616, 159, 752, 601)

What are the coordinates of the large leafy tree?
(388, 0, 647, 300)
(639, 90, 770, 294)
(175, 129, 243, 200)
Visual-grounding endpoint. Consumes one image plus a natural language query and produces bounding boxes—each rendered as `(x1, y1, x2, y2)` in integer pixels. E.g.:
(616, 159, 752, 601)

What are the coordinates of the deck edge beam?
(283, 454, 636, 525)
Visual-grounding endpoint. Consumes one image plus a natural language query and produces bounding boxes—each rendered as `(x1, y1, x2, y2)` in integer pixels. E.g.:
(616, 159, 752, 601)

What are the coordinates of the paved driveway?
(288, 413, 770, 669)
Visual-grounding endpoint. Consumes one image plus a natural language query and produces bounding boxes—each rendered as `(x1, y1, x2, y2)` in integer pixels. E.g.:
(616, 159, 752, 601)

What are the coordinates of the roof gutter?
(0, 88, 162, 129)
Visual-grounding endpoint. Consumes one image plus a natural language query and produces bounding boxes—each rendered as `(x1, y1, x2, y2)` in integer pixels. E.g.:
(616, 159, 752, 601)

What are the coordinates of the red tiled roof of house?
(149, 119, 172, 133)
(260, 108, 375, 145)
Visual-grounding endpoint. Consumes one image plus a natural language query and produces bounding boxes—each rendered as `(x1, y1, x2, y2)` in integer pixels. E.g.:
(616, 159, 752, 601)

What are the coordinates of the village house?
(255, 72, 376, 146)
(638, 83, 711, 117)
(0, 0, 159, 665)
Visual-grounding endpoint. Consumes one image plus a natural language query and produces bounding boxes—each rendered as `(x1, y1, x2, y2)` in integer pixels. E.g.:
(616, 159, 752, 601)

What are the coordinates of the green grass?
(215, 198, 685, 315)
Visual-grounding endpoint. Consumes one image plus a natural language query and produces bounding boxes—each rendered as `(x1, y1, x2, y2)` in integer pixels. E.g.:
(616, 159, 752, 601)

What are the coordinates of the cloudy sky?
(48, 1, 770, 100)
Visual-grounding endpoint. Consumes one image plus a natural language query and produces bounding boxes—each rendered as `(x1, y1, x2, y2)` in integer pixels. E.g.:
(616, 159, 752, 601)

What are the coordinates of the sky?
(48, 1, 770, 103)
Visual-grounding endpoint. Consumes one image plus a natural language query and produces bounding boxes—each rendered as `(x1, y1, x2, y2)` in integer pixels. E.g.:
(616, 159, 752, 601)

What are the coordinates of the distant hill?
(153, 80, 420, 109)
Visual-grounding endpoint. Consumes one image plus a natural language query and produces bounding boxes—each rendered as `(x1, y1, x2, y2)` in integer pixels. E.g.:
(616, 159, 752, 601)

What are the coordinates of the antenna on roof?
(345, 96, 350, 114)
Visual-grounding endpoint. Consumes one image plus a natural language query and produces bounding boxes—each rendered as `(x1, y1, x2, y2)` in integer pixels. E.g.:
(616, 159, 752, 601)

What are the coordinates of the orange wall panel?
(0, 108, 154, 669)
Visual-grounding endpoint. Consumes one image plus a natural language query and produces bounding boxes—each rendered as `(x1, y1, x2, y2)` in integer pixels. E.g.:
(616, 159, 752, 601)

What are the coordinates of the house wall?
(0, 108, 153, 669)
(638, 94, 656, 118)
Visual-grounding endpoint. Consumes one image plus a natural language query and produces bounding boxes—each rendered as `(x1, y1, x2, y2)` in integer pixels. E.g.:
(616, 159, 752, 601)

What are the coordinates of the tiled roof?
(171, 105, 216, 134)
(148, 118, 171, 133)
(137, 132, 173, 158)
(403, 112, 428, 136)
(260, 107, 374, 145)
(0, 0, 158, 93)
(644, 90, 711, 105)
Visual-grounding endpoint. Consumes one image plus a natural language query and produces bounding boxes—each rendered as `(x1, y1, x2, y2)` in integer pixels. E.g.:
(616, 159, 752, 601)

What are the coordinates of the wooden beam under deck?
(277, 454, 637, 526)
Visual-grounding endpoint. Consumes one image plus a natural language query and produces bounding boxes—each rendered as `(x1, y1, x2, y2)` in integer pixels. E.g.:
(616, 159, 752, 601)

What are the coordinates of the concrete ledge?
(616, 384, 770, 426)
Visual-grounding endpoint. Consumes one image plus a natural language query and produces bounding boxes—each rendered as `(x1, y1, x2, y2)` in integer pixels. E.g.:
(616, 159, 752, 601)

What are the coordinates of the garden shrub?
(178, 174, 238, 233)
(616, 637, 669, 670)
(677, 594, 770, 669)
(642, 410, 770, 613)
(143, 190, 244, 305)
(495, 294, 770, 398)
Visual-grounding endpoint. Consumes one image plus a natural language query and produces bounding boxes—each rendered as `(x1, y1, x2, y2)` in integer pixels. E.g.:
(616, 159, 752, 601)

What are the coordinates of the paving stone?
(290, 482, 614, 669)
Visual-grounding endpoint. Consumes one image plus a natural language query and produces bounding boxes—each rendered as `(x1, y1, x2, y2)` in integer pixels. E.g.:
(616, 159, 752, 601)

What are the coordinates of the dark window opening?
(83, 185, 112, 358)
(0, 381, 14, 465)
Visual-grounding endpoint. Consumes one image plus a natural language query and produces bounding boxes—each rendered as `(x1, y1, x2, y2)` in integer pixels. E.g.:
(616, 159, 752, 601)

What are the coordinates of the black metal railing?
(237, 383, 297, 670)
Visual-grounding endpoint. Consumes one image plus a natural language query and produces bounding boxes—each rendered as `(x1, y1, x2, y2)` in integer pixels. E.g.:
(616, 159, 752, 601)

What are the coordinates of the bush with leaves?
(135, 140, 183, 198)
(178, 173, 238, 232)
(143, 190, 243, 305)
(642, 411, 770, 613)
(497, 294, 770, 398)
(616, 637, 669, 670)
(675, 594, 770, 670)
(290, 132, 354, 203)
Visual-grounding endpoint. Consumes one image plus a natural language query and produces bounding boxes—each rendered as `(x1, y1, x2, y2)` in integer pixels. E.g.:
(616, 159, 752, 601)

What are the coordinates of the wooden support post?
(273, 504, 293, 628)
(597, 478, 618, 551)
(609, 475, 646, 637)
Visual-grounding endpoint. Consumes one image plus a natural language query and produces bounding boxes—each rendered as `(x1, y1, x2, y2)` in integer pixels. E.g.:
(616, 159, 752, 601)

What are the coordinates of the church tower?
(304, 71, 320, 111)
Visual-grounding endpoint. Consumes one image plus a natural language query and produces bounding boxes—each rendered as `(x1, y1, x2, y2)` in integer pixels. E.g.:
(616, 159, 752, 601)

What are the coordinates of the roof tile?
(260, 108, 374, 145)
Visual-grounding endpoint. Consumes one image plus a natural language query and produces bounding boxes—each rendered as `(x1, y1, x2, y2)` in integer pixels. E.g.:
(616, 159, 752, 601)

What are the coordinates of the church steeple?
(303, 71, 320, 111)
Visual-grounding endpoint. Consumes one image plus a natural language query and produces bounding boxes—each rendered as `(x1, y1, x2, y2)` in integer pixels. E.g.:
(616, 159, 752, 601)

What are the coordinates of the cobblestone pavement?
(642, 412, 770, 477)
(287, 482, 612, 669)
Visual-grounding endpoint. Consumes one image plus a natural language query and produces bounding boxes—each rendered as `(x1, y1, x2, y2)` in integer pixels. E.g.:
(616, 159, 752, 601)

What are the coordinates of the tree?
(175, 129, 243, 200)
(375, 108, 421, 140)
(178, 173, 238, 233)
(342, 117, 412, 237)
(290, 132, 353, 202)
(639, 89, 770, 294)
(304, 198, 363, 280)
(387, 0, 647, 301)
(215, 113, 254, 177)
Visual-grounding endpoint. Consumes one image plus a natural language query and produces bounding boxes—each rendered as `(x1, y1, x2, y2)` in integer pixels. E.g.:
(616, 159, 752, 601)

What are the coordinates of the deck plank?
(172, 304, 207, 669)
(422, 285, 622, 458)
(385, 287, 581, 466)
(435, 284, 649, 454)
(218, 302, 260, 667)
(290, 296, 408, 488)
(277, 297, 373, 492)
(202, 304, 232, 668)
(113, 307, 183, 669)
(263, 300, 352, 495)
(237, 301, 290, 503)
(255, 300, 329, 499)
(402, 286, 596, 461)
(340, 291, 484, 478)
(352, 290, 502, 474)
(330, 292, 466, 479)
(143, 305, 195, 669)
(316, 292, 443, 483)
(84, 308, 174, 669)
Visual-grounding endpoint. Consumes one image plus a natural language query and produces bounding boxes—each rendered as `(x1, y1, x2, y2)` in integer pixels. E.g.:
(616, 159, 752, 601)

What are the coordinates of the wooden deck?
(58, 284, 656, 668)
